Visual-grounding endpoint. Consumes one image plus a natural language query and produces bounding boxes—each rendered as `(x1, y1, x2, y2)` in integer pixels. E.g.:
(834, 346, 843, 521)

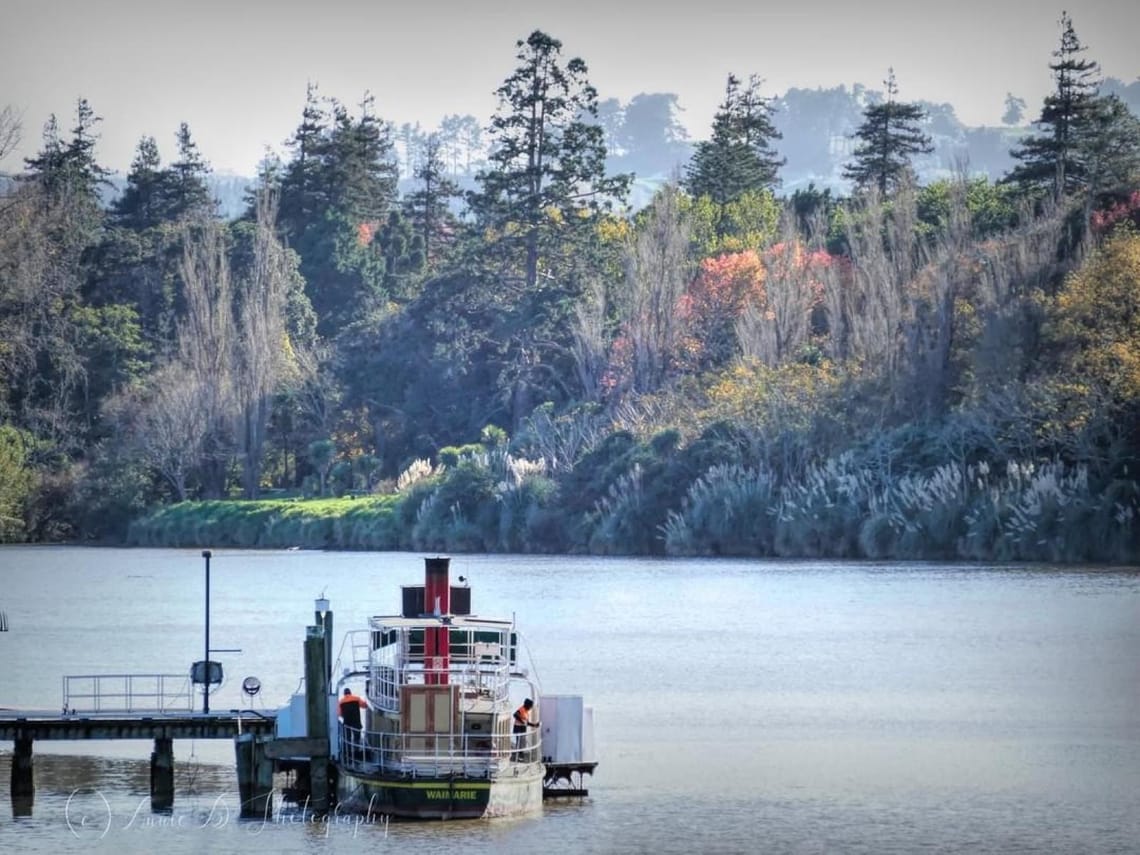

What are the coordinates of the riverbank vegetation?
(3, 16, 1140, 561)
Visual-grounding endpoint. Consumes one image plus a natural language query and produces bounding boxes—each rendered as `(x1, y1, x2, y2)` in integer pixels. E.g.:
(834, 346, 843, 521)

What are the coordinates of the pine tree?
(843, 69, 933, 195)
(113, 136, 171, 229)
(164, 122, 213, 219)
(277, 91, 401, 334)
(25, 99, 109, 207)
(1003, 93, 1027, 126)
(1004, 11, 1101, 199)
(686, 73, 784, 204)
(374, 209, 424, 299)
(402, 134, 460, 271)
(279, 82, 327, 242)
(324, 94, 398, 223)
(23, 114, 67, 190)
(468, 30, 630, 291)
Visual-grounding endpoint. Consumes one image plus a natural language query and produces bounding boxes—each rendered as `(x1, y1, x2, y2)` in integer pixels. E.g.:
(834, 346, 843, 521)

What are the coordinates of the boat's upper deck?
(367, 614, 513, 631)
(337, 614, 521, 714)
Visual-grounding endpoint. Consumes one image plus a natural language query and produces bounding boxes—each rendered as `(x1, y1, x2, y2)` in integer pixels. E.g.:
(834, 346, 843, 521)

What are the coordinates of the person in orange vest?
(339, 688, 368, 764)
(512, 698, 538, 761)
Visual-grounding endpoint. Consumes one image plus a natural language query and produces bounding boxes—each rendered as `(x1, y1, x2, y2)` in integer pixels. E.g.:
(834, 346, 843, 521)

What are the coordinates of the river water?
(0, 547, 1138, 854)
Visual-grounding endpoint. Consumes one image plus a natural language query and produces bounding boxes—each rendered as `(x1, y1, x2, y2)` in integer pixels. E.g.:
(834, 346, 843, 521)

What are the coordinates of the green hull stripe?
(348, 778, 492, 791)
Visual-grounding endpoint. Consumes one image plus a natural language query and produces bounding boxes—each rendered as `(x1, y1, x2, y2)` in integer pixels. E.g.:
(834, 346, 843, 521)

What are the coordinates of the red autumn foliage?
(682, 250, 766, 323)
(1091, 191, 1140, 234)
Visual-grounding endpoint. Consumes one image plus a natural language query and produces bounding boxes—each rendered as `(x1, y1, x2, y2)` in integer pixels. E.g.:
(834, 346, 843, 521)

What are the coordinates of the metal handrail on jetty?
(61, 673, 195, 714)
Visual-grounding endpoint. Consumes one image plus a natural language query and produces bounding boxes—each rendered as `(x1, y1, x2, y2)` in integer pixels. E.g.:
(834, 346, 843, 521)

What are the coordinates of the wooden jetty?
(0, 708, 276, 815)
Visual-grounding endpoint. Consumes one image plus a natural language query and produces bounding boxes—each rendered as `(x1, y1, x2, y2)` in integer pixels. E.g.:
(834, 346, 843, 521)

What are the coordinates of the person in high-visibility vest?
(512, 698, 538, 761)
(339, 688, 368, 764)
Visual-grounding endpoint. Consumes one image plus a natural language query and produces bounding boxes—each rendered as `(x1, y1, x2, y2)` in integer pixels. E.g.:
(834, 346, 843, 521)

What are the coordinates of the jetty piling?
(149, 736, 175, 811)
(235, 732, 274, 818)
(304, 622, 331, 813)
(11, 736, 34, 813)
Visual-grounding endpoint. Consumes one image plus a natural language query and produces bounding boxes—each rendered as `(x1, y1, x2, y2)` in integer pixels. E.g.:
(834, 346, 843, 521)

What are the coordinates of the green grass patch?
(128, 495, 404, 550)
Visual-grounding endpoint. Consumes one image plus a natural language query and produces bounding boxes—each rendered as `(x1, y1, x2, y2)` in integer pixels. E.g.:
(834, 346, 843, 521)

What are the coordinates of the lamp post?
(203, 549, 212, 713)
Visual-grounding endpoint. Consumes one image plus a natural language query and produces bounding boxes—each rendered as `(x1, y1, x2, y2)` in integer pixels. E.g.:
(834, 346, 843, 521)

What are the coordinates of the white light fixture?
(316, 596, 329, 617)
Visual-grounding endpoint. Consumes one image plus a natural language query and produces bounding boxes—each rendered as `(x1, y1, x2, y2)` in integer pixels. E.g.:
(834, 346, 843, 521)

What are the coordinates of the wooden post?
(150, 736, 174, 812)
(305, 624, 330, 813)
(322, 611, 334, 683)
(11, 736, 34, 815)
(235, 733, 275, 818)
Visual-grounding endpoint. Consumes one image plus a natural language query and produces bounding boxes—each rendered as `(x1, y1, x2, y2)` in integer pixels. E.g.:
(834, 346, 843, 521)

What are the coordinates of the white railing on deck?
(337, 722, 541, 778)
(335, 629, 373, 676)
(368, 662, 511, 713)
(63, 674, 195, 714)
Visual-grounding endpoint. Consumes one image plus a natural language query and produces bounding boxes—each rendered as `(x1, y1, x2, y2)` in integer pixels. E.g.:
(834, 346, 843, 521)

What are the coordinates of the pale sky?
(3, 0, 1138, 175)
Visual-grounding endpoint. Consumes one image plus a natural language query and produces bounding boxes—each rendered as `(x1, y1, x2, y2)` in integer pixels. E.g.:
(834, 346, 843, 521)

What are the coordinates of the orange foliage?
(685, 250, 767, 322)
(357, 221, 377, 247)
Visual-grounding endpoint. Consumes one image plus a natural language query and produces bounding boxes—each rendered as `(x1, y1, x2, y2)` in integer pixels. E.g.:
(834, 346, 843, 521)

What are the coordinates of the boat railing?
(335, 629, 373, 676)
(337, 722, 541, 778)
(368, 659, 512, 713)
(62, 673, 195, 714)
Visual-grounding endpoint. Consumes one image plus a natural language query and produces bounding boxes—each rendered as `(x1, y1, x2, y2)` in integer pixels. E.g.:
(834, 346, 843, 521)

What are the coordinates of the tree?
(619, 183, 693, 393)
(1003, 92, 1028, 126)
(372, 209, 425, 299)
(117, 362, 209, 501)
(1045, 229, 1140, 471)
(686, 74, 784, 213)
(0, 105, 20, 165)
(457, 114, 485, 175)
(0, 425, 33, 541)
(232, 187, 298, 498)
(1005, 12, 1101, 199)
(843, 69, 933, 195)
(1078, 94, 1140, 218)
(279, 82, 327, 243)
(738, 219, 832, 366)
(397, 120, 426, 180)
(1051, 230, 1140, 406)
(177, 217, 236, 497)
(24, 99, 108, 239)
(278, 91, 400, 335)
(113, 136, 171, 229)
(679, 250, 767, 372)
(308, 438, 336, 496)
(164, 122, 213, 219)
(469, 30, 630, 292)
(402, 134, 460, 271)
(3, 103, 109, 448)
(324, 95, 399, 224)
(614, 92, 690, 176)
(772, 85, 867, 185)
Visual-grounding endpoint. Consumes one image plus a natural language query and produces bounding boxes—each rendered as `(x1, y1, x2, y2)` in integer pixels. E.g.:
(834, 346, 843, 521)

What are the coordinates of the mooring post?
(11, 736, 34, 815)
(235, 733, 275, 818)
(304, 624, 330, 812)
(149, 736, 174, 812)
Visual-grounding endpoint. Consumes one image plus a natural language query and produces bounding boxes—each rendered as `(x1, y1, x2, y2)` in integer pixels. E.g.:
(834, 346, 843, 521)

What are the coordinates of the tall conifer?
(843, 69, 932, 195)
(1005, 11, 1101, 198)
